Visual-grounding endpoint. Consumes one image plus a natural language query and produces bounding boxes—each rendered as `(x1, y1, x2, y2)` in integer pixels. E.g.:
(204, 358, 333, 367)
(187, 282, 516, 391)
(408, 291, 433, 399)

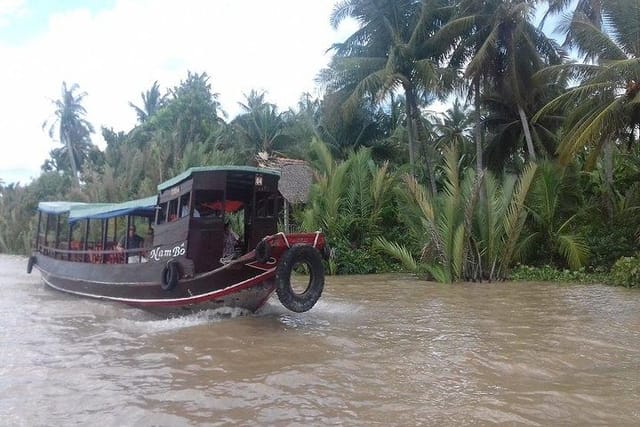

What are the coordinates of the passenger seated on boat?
(182, 202, 200, 218)
(117, 225, 146, 263)
(221, 221, 239, 263)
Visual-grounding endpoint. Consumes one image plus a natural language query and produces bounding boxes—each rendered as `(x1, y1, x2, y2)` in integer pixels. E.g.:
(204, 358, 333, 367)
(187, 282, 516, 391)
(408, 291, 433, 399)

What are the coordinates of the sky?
(0, 0, 358, 185)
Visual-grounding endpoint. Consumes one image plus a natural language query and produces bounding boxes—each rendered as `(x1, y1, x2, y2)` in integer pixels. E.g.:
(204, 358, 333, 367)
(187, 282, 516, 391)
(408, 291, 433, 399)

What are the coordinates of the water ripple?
(1, 256, 639, 425)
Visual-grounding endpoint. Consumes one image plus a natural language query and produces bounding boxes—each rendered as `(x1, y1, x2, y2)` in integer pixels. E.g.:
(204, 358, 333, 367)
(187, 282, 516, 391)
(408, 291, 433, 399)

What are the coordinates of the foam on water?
(111, 305, 253, 334)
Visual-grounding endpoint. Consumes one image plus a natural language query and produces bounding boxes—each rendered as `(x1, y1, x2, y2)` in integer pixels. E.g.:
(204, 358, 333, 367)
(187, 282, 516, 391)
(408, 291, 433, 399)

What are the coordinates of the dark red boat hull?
(33, 253, 278, 315)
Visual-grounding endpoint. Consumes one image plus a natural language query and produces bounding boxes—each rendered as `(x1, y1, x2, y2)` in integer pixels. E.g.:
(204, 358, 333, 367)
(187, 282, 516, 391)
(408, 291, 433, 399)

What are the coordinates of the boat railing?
(38, 242, 151, 264)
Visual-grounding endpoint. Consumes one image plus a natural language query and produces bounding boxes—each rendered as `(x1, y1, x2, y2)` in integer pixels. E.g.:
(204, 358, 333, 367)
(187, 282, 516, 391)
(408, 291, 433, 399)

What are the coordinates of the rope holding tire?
(255, 239, 271, 263)
(275, 244, 325, 313)
(161, 260, 180, 291)
(26, 256, 36, 274)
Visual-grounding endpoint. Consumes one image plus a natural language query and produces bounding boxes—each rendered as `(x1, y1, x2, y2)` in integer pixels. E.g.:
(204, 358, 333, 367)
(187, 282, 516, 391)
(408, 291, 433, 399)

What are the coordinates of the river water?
(1, 254, 639, 426)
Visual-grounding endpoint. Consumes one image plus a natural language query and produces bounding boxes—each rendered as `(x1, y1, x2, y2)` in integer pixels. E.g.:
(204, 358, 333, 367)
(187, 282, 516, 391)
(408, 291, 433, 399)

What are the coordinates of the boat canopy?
(38, 196, 158, 222)
(37, 201, 95, 215)
(157, 165, 280, 191)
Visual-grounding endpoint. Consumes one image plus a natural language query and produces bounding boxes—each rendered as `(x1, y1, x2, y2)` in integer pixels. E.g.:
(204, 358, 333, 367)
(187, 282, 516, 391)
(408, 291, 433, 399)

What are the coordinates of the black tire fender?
(255, 239, 271, 263)
(275, 244, 325, 313)
(161, 260, 180, 291)
(26, 256, 36, 274)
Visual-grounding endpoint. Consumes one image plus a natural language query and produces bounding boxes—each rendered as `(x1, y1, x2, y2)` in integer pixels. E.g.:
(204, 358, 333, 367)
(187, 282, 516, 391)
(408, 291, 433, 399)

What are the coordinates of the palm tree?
(302, 138, 397, 274)
(316, 90, 391, 160)
(542, 0, 603, 59)
(129, 80, 165, 124)
(376, 144, 484, 282)
(519, 161, 590, 269)
(534, 0, 640, 169)
(482, 73, 566, 172)
(376, 143, 539, 282)
(434, 98, 474, 162)
(322, 0, 452, 191)
(231, 90, 291, 156)
(43, 81, 95, 186)
(435, 0, 565, 169)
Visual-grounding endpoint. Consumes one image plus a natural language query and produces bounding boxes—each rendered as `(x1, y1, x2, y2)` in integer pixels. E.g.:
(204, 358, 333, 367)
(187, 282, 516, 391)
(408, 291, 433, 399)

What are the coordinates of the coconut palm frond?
(465, 23, 501, 78)
(476, 171, 501, 267)
(309, 137, 335, 177)
(370, 161, 394, 225)
(403, 174, 436, 223)
(374, 237, 419, 272)
(451, 224, 466, 280)
(426, 263, 451, 284)
(533, 81, 614, 122)
(343, 69, 391, 117)
(500, 162, 539, 275)
(556, 233, 590, 270)
(568, 18, 627, 60)
(441, 144, 461, 198)
(558, 97, 626, 165)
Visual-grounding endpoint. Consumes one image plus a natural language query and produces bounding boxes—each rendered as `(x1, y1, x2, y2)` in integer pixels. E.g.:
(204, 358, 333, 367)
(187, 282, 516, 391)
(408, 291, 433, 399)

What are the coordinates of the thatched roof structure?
(255, 153, 313, 204)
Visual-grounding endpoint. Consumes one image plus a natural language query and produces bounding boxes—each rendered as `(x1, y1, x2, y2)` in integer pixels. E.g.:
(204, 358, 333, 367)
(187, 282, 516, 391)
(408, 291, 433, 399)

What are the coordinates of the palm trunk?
(405, 99, 416, 170)
(406, 86, 437, 195)
(66, 140, 80, 187)
(474, 79, 483, 175)
(604, 138, 614, 221)
(517, 104, 536, 161)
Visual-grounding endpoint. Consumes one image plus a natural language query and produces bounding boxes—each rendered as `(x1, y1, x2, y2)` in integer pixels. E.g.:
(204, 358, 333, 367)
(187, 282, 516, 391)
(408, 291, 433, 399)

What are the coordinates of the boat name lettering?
(150, 243, 186, 261)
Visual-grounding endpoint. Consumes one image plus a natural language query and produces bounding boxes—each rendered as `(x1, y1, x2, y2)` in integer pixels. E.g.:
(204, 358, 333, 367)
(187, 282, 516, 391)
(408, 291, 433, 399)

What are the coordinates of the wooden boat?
(27, 166, 328, 315)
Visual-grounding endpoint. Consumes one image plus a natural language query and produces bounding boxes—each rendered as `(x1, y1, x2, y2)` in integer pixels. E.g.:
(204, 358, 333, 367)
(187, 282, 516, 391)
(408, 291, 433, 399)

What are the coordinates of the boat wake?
(105, 297, 360, 335)
(111, 306, 253, 334)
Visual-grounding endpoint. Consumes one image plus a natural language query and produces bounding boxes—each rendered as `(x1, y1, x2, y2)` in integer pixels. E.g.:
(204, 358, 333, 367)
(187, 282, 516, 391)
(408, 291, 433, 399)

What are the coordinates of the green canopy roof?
(38, 201, 98, 214)
(38, 196, 158, 222)
(157, 165, 280, 191)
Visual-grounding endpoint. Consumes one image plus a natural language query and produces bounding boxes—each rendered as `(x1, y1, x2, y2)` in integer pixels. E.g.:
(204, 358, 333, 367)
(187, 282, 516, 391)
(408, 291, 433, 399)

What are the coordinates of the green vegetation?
(509, 264, 608, 284)
(609, 254, 640, 288)
(2, 0, 639, 289)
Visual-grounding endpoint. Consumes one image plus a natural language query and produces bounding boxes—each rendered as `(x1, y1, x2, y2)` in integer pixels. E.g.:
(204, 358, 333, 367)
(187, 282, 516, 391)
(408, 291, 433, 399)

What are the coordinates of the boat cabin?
(34, 166, 283, 275)
(153, 166, 281, 273)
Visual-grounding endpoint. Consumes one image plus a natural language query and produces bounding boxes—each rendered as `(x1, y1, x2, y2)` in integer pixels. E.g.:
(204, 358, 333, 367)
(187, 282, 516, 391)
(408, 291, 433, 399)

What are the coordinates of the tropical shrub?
(376, 144, 538, 282)
(583, 221, 639, 270)
(518, 161, 590, 270)
(510, 264, 607, 284)
(329, 238, 404, 275)
(608, 254, 640, 288)
(301, 139, 399, 275)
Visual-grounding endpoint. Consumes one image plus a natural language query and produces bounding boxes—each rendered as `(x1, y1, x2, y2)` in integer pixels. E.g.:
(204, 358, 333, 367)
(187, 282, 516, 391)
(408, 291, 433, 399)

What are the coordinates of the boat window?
(87, 219, 103, 250)
(255, 191, 277, 218)
(43, 214, 56, 247)
(168, 198, 179, 222)
(69, 221, 87, 260)
(194, 190, 225, 218)
(180, 192, 191, 217)
(156, 202, 168, 225)
(55, 213, 71, 253)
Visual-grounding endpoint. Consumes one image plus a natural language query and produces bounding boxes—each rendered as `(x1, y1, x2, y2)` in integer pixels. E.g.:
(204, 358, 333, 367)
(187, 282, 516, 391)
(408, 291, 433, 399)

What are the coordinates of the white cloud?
(0, 0, 357, 185)
(0, 0, 25, 27)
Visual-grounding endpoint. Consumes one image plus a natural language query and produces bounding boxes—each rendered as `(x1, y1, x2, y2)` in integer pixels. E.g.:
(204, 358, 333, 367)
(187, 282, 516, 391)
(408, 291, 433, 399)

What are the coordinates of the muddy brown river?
(1, 254, 639, 425)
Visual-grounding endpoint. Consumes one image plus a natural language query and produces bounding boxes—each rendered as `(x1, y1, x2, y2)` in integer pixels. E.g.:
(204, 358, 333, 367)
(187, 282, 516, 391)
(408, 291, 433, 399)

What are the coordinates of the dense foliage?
(2, 0, 639, 288)
(609, 253, 640, 288)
